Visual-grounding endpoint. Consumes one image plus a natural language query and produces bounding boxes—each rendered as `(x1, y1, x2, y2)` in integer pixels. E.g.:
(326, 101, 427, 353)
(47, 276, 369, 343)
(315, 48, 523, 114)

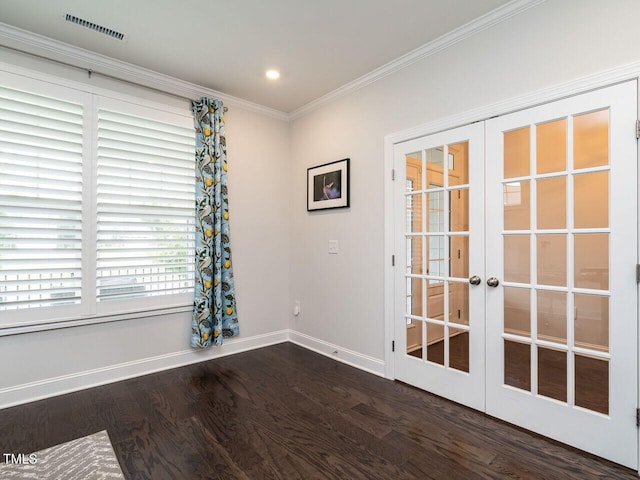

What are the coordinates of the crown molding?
(289, 0, 546, 120)
(0, 22, 290, 122)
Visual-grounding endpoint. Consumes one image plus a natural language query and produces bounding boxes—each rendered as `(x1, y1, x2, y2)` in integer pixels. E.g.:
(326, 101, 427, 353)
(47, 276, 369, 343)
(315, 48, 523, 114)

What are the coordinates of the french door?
(393, 122, 485, 411)
(393, 81, 638, 468)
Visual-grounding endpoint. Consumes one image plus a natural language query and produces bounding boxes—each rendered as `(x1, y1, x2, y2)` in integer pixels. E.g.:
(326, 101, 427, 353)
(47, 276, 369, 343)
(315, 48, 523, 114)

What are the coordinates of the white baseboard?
(288, 330, 386, 377)
(0, 330, 289, 409)
(0, 329, 386, 409)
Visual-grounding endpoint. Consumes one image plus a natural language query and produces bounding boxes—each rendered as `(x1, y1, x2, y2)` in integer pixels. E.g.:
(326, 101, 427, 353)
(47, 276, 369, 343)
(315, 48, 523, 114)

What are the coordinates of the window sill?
(0, 304, 193, 337)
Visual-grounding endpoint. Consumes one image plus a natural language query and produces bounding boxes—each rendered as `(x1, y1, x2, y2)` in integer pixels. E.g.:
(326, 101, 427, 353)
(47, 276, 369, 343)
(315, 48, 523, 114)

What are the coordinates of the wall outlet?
(293, 301, 301, 316)
(328, 240, 339, 254)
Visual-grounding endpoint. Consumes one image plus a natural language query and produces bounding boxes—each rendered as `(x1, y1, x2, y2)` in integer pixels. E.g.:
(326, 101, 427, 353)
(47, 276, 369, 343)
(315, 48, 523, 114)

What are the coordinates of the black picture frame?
(307, 158, 350, 211)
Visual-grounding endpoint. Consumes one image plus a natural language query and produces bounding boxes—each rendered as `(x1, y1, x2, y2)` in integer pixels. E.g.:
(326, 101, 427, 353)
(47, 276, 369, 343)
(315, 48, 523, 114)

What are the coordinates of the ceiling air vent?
(64, 14, 126, 41)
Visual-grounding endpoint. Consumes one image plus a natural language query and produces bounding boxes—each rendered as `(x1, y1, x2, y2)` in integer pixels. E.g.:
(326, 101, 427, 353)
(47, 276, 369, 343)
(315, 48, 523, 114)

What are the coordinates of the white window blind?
(0, 85, 84, 311)
(0, 70, 196, 329)
(96, 107, 195, 303)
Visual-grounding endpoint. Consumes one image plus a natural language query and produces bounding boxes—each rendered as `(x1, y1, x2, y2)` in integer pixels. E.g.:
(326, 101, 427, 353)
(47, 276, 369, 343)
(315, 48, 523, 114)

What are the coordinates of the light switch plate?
(328, 240, 339, 254)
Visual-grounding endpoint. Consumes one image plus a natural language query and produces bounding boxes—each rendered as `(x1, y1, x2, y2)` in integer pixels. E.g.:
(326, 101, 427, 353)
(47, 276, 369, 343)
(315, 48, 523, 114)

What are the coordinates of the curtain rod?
(0, 43, 228, 112)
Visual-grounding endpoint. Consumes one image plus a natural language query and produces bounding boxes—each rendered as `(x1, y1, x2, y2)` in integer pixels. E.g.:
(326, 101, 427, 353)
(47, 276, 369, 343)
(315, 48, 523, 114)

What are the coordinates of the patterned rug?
(0, 430, 125, 479)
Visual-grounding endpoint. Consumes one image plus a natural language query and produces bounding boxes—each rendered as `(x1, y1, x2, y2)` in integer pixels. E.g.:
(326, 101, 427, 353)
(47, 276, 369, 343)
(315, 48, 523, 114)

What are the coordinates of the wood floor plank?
(0, 342, 637, 479)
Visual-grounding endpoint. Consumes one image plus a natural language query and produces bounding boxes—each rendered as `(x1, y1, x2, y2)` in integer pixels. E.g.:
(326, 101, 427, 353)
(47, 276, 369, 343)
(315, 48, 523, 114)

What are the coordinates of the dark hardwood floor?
(0, 342, 636, 479)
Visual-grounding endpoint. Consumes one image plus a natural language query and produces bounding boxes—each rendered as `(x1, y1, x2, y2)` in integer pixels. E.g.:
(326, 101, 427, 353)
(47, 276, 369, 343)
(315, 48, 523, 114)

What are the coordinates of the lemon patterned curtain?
(191, 98, 239, 348)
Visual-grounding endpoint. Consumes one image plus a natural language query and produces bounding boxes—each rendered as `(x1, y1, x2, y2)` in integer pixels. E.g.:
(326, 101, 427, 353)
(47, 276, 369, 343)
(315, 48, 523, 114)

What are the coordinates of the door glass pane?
(505, 340, 531, 391)
(426, 147, 445, 170)
(504, 181, 530, 230)
(537, 290, 567, 344)
(538, 347, 567, 402)
(574, 172, 608, 229)
(537, 235, 566, 287)
(450, 189, 469, 232)
(406, 320, 423, 358)
(407, 278, 423, 317)
(537, 177, 566, 230)
(574, 109, 609, 170)
(449, 281, 469, 326)
(406, 152, 423, 191)
(426, 285, 444, 321)
(449, 236, 469, 279)
(575, 294, 609, 353)
(504, 287, 530, 337)
(449, 327, 469, 373)
(426, 322, 445, 365)
(504, 235, 530, 283)
(575, 353, 609, 414)
(427, 191, 444, 232)
(574, 234, 609, 290)
(407, 236, 423, 275)
(406, 194, 423, 233)
(427, 236, 445, 280)
(536, 118, 567, 174)
(448, 142, 469, 186)
(504, 127, 530, 179)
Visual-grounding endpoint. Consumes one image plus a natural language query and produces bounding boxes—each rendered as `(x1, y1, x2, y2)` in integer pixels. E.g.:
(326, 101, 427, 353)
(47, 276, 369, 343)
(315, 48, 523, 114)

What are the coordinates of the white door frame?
(383, 67, 640, 471)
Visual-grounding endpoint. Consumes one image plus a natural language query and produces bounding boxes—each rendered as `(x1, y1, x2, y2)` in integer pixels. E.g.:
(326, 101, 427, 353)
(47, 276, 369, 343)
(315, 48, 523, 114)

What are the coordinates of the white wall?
(288, 0, 640, 364)
(225, 105, 292, 339)
(0, 53, 292, 407)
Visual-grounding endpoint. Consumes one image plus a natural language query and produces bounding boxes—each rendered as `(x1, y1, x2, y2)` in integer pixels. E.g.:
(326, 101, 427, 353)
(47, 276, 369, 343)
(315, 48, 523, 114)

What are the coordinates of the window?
(96, 100, 195, 304)
(0, 72, 195, 328)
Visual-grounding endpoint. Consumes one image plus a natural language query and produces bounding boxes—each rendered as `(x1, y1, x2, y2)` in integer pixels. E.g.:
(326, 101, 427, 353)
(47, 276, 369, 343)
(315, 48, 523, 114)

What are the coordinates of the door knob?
(469, 275, 481, 286)
(487, 277, 500, 287)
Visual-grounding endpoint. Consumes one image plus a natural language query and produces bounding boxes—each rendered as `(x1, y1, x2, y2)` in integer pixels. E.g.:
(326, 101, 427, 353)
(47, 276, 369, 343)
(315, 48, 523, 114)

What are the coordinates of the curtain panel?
(191, 98, 239, 348)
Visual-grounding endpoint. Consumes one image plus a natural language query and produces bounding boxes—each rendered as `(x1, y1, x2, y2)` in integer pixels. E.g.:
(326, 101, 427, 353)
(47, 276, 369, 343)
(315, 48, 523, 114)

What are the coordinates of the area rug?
(0, 430, 125, 479)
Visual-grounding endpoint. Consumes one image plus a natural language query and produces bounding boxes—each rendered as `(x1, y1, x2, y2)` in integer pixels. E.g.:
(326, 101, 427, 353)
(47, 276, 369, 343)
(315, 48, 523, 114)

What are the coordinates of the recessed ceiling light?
(265, 69, 280, 80)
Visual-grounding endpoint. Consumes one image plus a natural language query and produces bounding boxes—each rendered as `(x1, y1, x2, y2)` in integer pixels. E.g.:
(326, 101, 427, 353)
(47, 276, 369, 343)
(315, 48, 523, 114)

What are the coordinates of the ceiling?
(0, 0, 513, 113)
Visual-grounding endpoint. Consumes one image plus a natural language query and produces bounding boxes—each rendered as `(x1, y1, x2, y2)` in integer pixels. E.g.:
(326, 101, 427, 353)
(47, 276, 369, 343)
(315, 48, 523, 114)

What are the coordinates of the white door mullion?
(530, 122, 538, 398)
(443, 144, 450, 368)
(566, 113, 576, 408)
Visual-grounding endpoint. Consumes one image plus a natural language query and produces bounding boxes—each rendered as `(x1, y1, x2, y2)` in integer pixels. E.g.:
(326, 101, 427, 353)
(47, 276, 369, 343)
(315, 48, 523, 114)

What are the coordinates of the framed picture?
(307, 158, 350, 211)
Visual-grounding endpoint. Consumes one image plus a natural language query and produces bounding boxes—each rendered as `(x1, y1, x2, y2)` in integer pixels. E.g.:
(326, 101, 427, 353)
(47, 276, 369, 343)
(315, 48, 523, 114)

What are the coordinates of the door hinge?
(392, 168, 396, 181)
(636, 264, 640, 283)
(636, 408, 639, 427)
(636, 120, 640, 140)
(392, 254, 395, 266)
(392, 340, 395, 352)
